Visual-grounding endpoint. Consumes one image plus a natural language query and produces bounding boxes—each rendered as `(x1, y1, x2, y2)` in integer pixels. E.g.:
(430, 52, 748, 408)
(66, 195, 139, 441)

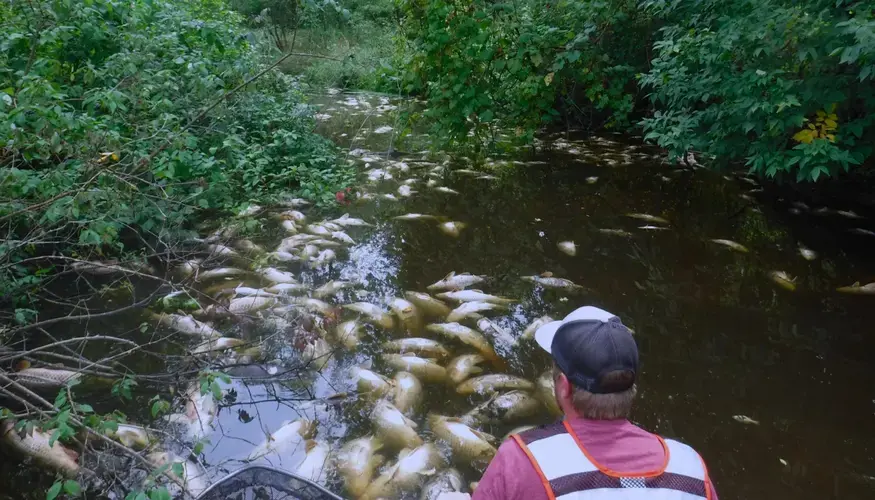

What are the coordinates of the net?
(196, 466, 344, 500)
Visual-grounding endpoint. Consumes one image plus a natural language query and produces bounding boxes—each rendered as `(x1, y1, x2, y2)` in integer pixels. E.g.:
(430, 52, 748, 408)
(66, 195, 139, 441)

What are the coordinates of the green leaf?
(171, 462, 184, 477)
(62, 480, 81, 496)
(46, 481, 62, 500)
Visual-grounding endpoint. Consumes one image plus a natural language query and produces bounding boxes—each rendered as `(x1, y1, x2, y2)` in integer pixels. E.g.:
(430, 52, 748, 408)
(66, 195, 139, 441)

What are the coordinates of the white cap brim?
(534, 306, 618, 354)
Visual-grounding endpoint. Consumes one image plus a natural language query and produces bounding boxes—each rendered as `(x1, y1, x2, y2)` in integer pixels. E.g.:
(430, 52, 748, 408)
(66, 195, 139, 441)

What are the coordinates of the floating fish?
(557, 241, 577, 256)
(585, 176, 599, 185)
(438, 221, 466, 237)
(434, 186, 459, 195)
(521, 274, 583, 290)
(391, 371, 424, 416)
(477, 175, 497, 180)
(106, 424, 152, 450)
(520, 316, 556, 341)
(233, 239, 265, 255)
(710, 239, 750, 253)
(309, 249, 337, 268)
(281, 220, 299, 233)
(461, 390, 543, 426)
(314, 280, 354, 298)
(247, 419, 317, 461)
(597, 228, 634, 237)
(426, 179, 440, 188)
(206, 244, 238, 258)
(389, 297, 423, 333)
(228, 296, 277, 315)
(798, 245, 817, 261)
(155, 313, 221, 338)
(374, 125, 394, 134)
(626, 213, 669, 224)
(420, 468, 465, 500)
(147, 451, 209, 497)
(334, 320, 363, 350)
(384, 354, 448, 383)
(351, 367, 393, 398)
(437, 290, 514, 304)
(362, 443, 444, 500)
(849, 227, 875, 237)
(428, 415, 496, 465)
(395, 213, 438, 221)
(301, 337, 333, 371)
(196, 267, 249, 281)
(476, 318, 515, 347)
(454, 169, 481, 176)
(404, 291, 452, 318)
(1, 421, 79, 478)
(296, 439, 332, 484)
(370, 400, 423, 451)
(265, 283, 309, 295)
(279, 198, 310, 208)
(447, 301, 506, 322)
(259, 267, 297, 284)
(425, 323, 504, 369)
(12, 368, 81, 389)
(398, 185, 416, 197)
(536, 371, 563, 416)
(732, 415, 760, 425)
(384, 338, 450, 360)
(382, 194, 399, 201)
(331, 214, 372, 227)
(427, 272, 486, 291)
(446, 354, 486, 385)
(337, 436, 385, 498)
(456, 374, 534, 395)
(344, 303, 395, 330)
(191, 337, 245, 356)
(836, 282, 875, 295)
(768, 271, 797, 291)
(836, 209, 864, 219)
(638, 225, 668, 231)
(330, 231, 355, 245)
(231, 286, 277, 298)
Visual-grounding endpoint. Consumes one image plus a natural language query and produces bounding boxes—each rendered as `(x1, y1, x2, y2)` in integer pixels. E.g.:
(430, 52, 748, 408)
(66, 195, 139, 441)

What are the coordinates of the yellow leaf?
(824, 119, 837, 130)
(808, 123, 816, 130)
(111, 153, 119, 161)
(827, 113, 838, 121)
(816, 110, 826, 118)
(793, 129, 815, 144)
(544, 72, 554, 86)
(826, 134, 836, 142)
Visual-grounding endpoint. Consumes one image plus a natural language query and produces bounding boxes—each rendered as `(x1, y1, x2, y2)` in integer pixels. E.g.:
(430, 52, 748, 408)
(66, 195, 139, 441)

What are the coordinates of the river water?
(3, 90, 875, 499)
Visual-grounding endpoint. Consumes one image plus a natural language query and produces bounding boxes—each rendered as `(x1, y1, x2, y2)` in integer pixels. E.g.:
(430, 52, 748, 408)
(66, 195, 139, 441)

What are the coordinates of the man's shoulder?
(513, 420, 567, 445)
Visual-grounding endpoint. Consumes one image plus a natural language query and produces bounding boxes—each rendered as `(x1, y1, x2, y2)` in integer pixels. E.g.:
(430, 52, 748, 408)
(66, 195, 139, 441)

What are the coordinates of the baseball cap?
(535, 306, 638, 394)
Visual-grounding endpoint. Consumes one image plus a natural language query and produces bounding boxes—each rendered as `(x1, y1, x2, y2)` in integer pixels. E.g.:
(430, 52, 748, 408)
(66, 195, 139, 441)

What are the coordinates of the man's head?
(535, 306, 639, 420)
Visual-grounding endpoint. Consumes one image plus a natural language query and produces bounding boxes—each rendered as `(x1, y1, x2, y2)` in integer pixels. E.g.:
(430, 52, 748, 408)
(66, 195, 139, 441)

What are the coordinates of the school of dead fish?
(5, 93, 875, 497)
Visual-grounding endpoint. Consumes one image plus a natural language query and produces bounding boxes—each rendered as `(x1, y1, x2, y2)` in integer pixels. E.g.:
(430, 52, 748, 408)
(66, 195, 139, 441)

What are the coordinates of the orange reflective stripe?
(561, 420, 670, 478)
(512, 434, 557, 500)
(700, 454, 713, 500)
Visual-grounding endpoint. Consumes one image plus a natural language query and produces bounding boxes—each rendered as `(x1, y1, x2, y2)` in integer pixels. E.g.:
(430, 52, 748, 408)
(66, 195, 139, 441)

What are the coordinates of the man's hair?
(553, 364, 637, 420)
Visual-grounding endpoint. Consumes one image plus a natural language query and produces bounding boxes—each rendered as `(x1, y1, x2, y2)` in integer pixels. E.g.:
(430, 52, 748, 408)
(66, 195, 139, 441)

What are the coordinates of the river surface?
(3, 90, 875, 500)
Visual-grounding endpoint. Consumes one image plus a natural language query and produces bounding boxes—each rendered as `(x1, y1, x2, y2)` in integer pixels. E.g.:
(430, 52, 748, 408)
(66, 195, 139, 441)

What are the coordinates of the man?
(472, 306, 718, 500)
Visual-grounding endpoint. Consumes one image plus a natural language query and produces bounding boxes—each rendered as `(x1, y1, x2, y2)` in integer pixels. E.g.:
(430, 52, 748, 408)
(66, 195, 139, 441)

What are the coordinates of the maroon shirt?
(473, 419, 718, 500)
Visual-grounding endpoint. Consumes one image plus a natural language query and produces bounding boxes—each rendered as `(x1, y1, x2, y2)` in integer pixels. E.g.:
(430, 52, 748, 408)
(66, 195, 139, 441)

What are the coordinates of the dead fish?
(461, 390, 543, 425)
(155, 313, 221, 338)
(362, 443, 444, 500)
(70, 260, 130, 276)
(434, 186, 459, 195)
(425, 323, 504, 369)
(626, 213, 669, 224)
(836, 282, 875, 295)
(521, 274, 583, 290)
(384, 354, 448, 383)
(334, 320, 363, 350)
(301, 337, 333, 370)
(503, 425, 536, 442)
(382, 194, 399, 201)
(769, 271, 797, 291)
(403, 178, 420, 186)
(269, 250, 298, 262)
(428, 415, 496, 464)
(398, 185, 416, 197)
(337, 436, 385, 498)
(798, 245, 817, 261)
(344, 303, 395, 330)
(389, 297, 423, 333)
(849, 227, 875, 237)
(374, 125, 394, 134)
(306, 224, 332, 237)
(280, 210, 307, 222)
(710, 239, 750, 253)
(314, 280, 354, 298)
(247, 419, 317, 461)
(385, 338, 450, 360)
(370, 400, 423, 451)
(536, 371, 563, 416)
(476, 318, 515, 347)
(351, 366, 393, 398)
(232, 286, 277, 298)
(281, 220, 299, 233)
(597, 228, 634, 237)
(174, 259, 201, 278)
(331, 231, 356, 245)
(196, 267, 249, 281)
(836, 209, 864, 219)
(331, 214, 373, 227)
(147, 451, 209, 497)
(233, 239, 264, 255)
(191, 337, 245, 356)
(391, 371, 424, 416)
(206, 244, 238, 258)
(290, 297, 335, 316)
(557, 241, 577, 256)
(12, 368, 81, 389)
(228, 296, 277, 315)
(447, 301, 506, 322)
(457, 374, 535, 395)
(477, 175, 497, 180)
(427, 179, 440, 188)
(446, 355, 486, 385)
(638, 225, 668, 231)
(404, 291, 452, 318)
(1, 421, 79, 478)
(259, 267, 297, 284)
(309, 249, 336, 268)
(438, 221, 466, 237)
(585, 176, 599, 184)
(454, 169, 480, 176)
(106, 424, 152, 450)
(420, 468, 465, 500)
(520, 315, 556, 341)
(395, 213, 438, 221)
(732, 415, 760, 425)
(427, 272, 487, 291)
(265, 283, 309, 295)
(278, 233, 318, 251)
(279, 198, 310, 208)
(436, 290, 514, 304)
(295, 439, 332, 484)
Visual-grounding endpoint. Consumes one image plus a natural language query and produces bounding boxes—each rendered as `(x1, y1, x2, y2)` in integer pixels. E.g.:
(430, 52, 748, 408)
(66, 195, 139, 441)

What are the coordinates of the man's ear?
(555, 371, 572, 399)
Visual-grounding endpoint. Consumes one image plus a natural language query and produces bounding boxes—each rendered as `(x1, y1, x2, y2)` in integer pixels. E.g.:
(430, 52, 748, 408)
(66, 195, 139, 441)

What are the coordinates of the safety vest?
(512, 421, 712, 500)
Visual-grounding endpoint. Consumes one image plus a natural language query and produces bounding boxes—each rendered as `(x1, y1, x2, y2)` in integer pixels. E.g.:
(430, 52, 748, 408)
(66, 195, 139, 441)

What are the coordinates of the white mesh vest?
(512, 421, 712, 500)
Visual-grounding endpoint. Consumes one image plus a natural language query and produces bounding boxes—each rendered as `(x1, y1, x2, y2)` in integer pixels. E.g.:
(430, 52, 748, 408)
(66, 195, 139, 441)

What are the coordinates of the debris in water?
(768, 271, 797, 291)
(798, 245, 817, 261)
(557, 241, 577, 256)
(374, 125, 393, 134)
(585, 176, 598, 184)
(598, 228, 634, 237)
(438, 221, 466, 237)
(836, 282, 875, 295)
(709, 239, 750, 253)
(732, 415, 760, 425)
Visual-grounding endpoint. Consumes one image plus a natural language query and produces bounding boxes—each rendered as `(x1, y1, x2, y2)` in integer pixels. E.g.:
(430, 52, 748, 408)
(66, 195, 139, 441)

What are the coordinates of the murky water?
(4, 90, 875, 499)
